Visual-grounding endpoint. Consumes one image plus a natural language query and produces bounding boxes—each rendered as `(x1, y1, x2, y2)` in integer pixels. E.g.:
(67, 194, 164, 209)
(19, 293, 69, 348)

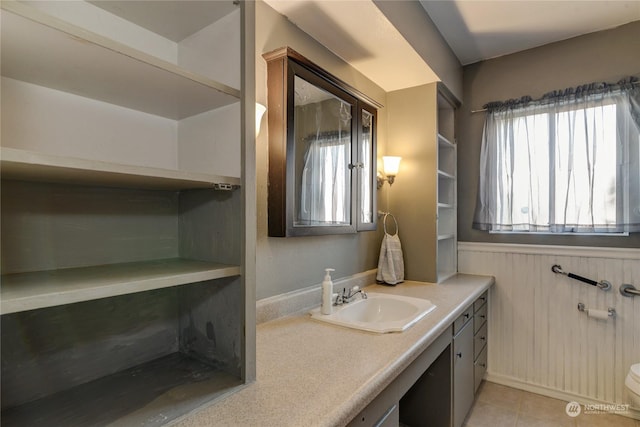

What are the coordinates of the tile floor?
(464, 381, 640, 427)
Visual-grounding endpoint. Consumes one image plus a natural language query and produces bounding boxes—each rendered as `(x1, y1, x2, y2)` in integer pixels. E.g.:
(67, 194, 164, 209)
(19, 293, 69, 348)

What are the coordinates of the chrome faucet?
(336, 286, 367, 305)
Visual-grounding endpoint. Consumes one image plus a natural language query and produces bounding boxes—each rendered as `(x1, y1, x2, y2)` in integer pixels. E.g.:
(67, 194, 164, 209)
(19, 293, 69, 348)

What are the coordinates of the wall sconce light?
(377, 156, 401, 189)
(256, 103, 267, 136)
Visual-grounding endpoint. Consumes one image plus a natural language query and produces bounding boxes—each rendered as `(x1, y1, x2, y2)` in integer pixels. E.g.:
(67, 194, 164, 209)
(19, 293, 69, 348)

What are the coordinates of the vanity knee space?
(348, 332, 451, 427)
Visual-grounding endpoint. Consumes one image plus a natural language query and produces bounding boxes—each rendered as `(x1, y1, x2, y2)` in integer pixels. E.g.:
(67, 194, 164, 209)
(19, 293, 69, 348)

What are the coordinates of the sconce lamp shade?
(382, 156, 401, 177)
(256, 103, 267, 135)
(377, 156, 402, 188)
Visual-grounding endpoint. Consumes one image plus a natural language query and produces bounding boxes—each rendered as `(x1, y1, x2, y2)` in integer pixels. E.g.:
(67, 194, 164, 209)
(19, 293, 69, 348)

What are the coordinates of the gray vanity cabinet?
(473, 292, 489, 392)
(453, 307, 474, 427)
(349, 291, 489, 427)
(453, 291, 489, 427)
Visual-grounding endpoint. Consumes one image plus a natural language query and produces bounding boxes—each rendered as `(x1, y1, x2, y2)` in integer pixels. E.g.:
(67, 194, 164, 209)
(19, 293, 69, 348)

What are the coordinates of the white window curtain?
(473, 78, 640, 233)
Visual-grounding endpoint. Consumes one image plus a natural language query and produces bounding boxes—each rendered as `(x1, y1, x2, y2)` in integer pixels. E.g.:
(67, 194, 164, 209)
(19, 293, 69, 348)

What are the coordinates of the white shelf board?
(437, 169, 456, 180)
(438, 134, 455, 148)
(438, 234, 456, 241)
(0, 2, 240, 120)
(438, 202, 454, 209)
(0, 147, 240, 190)
(1, 258, 241, 315)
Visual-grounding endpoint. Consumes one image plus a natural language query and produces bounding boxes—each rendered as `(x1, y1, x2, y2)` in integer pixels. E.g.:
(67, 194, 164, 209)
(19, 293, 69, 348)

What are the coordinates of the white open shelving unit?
(0, 1, 253, 425)
(436, 90, 458, 282)
(388, 82, 458, 284)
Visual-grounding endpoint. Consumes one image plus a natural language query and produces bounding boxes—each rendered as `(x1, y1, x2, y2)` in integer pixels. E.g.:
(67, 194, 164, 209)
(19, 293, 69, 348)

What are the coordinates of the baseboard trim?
(256, 269, 378, 324)
(485, 372, 640, 421)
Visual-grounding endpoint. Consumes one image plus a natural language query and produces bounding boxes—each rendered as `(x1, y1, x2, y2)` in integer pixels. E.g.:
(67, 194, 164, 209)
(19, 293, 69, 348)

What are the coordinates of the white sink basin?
(310, 293, 436, 333)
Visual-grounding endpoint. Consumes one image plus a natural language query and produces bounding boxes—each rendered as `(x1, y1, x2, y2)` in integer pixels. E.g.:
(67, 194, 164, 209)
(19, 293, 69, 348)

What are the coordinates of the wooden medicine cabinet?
(263, 47, 381, 237)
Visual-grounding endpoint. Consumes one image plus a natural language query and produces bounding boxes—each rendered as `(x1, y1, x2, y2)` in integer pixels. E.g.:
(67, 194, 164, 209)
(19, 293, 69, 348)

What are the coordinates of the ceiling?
(420, 0, 640, 65)
(263, 0, 439, 92)
(265, 0, 640, 91)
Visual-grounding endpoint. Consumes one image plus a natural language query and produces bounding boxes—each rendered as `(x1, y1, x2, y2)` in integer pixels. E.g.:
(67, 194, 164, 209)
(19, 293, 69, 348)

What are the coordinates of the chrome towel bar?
(620, 284, 640, 297)
(551, 264, 612, 291)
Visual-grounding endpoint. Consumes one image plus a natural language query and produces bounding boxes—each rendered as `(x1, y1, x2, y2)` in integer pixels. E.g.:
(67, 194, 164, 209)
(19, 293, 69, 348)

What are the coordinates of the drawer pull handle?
(464, 313, 470, 319)
(480, 336, 486, 341)
(479, 315, 486, 319)
(456, 352, 463, 358)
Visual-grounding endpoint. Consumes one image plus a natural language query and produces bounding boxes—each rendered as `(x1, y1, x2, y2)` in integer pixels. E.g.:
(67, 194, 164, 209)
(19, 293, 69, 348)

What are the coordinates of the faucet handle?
(333, 292, 343, 306)
(342, 286, 367, 302)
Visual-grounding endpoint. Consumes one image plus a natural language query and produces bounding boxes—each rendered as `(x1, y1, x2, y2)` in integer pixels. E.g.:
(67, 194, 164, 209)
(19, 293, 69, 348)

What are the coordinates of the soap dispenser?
(321, 268, 335, 315)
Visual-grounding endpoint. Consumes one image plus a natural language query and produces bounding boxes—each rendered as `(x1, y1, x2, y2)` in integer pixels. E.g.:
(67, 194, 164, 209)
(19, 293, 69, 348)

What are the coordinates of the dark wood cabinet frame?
(263, 47, 382, 237)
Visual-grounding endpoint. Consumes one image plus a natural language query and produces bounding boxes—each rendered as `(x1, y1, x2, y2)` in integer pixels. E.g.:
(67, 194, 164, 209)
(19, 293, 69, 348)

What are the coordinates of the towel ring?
(383, 213, 399, 236)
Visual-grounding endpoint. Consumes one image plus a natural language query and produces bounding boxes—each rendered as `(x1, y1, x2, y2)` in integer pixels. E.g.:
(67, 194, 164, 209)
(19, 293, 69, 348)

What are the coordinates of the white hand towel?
(376, 213, 404, 285)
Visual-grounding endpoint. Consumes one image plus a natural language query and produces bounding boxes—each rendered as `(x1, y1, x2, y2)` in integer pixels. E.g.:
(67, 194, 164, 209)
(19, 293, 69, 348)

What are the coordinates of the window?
(473, 79, 640, 234)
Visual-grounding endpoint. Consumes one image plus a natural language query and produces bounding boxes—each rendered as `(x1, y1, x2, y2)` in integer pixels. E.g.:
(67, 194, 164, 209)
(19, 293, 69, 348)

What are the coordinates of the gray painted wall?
(1, 181, 179, 274)
(2, 287, 180, 409)
(255, 1, 388, 300)
(458, 21, 640, 248)
(179, 188, 241, 266)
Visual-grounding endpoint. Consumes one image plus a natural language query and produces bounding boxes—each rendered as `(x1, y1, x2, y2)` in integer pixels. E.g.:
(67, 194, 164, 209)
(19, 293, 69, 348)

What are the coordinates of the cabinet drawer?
(474, 346, 488, 393)
(474, 291, 488, 312)
(453, 307, 473, 336)
(474, 321, 488, 360)
(474, 302, 487, 334)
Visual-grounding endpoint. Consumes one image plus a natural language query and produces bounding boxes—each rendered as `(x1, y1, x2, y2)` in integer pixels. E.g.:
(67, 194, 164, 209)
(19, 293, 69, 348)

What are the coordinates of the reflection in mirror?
(361, 110, 373, 224)
(294, 76, 352, 227)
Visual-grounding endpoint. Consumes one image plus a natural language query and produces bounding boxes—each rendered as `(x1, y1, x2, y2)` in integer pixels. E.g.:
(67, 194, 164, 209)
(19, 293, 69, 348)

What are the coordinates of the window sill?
(488, 231, 629, 237)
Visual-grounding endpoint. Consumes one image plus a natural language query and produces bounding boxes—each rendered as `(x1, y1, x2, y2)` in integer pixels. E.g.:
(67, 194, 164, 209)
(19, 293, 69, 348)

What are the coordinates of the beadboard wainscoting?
(458, 242, 640, 416)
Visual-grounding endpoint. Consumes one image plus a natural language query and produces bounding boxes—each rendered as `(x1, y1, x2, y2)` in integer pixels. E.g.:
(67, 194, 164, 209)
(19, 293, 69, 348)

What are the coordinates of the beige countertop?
(175, 274, 494, 427)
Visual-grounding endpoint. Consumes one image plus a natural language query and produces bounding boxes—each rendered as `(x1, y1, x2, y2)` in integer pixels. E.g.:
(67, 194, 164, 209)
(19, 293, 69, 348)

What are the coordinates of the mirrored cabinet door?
(293, 74, 356, 230)
(357, 105, 377, 231)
